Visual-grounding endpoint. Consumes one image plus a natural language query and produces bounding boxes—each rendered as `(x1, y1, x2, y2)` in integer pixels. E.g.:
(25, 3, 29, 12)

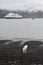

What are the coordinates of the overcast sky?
(0, 0, 43, 10)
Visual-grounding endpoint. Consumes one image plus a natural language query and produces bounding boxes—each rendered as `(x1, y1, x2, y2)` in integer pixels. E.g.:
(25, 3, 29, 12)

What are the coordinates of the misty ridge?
(0, 8, 43, 19)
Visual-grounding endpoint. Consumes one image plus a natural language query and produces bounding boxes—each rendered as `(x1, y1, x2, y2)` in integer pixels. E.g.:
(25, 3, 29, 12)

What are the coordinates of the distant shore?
(0, 9, 43, 19)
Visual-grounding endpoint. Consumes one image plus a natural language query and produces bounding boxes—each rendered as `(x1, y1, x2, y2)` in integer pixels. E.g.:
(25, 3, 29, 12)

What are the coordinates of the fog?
(0, 0, 43, 10)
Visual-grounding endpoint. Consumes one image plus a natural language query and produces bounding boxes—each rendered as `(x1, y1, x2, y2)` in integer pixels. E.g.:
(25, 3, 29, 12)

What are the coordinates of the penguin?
(22, 42, 29, 53)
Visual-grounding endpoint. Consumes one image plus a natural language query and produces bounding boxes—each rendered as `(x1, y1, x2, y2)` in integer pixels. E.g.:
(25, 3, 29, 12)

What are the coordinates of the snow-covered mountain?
(27, 7, 42, 13)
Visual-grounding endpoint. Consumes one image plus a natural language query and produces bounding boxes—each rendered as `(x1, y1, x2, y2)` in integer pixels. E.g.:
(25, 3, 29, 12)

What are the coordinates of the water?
(0, 18, 43, 39)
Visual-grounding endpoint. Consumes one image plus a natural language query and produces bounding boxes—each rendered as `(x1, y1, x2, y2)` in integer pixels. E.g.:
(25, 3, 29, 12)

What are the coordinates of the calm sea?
(0, 18, 43, 39)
